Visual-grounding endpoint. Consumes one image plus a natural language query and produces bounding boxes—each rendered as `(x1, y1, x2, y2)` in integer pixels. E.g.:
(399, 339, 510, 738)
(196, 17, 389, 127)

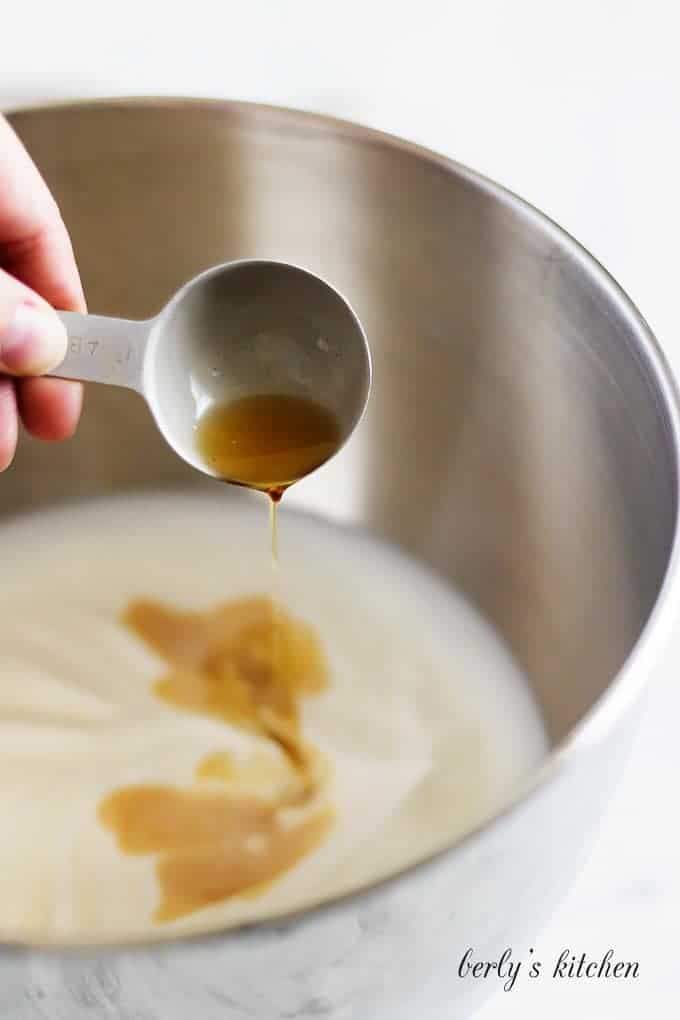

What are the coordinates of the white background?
(2, 1, 680, 1016)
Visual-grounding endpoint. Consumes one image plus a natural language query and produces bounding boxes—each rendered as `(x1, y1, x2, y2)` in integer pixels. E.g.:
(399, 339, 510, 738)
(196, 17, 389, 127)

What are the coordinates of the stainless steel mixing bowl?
(2, 98, 678, 1020)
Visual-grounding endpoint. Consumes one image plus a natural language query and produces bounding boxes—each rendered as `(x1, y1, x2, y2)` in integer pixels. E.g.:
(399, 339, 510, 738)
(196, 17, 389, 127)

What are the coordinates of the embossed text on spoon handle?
(49, 312, 151, 391)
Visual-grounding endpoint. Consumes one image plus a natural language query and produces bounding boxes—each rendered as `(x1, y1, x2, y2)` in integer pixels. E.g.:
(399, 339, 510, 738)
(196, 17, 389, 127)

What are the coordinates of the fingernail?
(0, 303, 67, 376)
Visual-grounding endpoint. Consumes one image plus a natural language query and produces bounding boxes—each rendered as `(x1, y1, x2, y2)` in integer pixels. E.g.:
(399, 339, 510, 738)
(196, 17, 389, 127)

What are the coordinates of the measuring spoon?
(48, 259, 371, 480)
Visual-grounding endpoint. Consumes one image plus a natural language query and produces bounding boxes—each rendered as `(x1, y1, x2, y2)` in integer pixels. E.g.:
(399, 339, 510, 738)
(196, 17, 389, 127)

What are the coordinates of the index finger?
(0, 115, 86, 313)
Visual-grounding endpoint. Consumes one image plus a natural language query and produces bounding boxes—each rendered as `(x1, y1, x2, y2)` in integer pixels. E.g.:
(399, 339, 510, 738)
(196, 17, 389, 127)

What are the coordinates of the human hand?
(0, 115, 85, 471)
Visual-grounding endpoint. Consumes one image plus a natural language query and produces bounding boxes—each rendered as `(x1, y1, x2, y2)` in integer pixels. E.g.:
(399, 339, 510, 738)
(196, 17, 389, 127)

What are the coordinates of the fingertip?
(17, 377, 82, 441)
(0, 377, 18, 470)
(0, 299, 68, 376)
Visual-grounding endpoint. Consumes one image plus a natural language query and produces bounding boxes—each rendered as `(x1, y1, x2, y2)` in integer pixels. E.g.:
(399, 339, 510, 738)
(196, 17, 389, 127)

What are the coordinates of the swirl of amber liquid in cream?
(99, 597, 333, 923)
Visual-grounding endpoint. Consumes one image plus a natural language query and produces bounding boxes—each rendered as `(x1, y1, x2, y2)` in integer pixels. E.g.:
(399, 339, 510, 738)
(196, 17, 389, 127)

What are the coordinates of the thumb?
(0, 268, 67, 376)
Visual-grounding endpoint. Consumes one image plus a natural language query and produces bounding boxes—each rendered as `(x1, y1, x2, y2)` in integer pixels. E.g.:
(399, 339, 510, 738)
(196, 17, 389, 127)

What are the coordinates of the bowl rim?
(5, 95, 680, 950)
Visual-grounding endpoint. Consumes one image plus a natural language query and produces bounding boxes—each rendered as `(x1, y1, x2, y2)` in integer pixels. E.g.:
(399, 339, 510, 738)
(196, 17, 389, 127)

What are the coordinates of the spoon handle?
(47, 312, 150, 391)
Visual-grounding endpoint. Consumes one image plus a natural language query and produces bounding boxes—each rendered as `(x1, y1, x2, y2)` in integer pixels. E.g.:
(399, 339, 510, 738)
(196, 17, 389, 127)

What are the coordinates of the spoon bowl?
(52, 259, 371, 479)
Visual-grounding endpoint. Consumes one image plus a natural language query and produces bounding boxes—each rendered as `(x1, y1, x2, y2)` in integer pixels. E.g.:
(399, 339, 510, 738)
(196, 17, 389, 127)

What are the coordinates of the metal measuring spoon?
(48, 260, 371, 479)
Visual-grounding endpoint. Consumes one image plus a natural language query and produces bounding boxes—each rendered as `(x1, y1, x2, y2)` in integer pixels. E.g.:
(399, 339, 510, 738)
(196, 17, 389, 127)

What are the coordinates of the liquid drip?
(195, 391, 341, 739)
(99, 596, 332, 921)
(269, 498, 281, 682)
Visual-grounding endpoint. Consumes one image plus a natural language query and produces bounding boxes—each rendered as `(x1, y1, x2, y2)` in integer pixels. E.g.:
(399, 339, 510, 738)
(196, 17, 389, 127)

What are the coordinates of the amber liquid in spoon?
(195, 392, 342, 503)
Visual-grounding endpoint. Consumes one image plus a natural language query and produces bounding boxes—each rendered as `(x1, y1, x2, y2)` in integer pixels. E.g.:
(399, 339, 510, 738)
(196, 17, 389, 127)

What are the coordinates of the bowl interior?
(6, 99, 677, 745)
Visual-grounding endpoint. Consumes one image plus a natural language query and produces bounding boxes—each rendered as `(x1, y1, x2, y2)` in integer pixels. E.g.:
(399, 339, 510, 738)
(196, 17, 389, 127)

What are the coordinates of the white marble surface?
(2, 1, 680, 1016)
